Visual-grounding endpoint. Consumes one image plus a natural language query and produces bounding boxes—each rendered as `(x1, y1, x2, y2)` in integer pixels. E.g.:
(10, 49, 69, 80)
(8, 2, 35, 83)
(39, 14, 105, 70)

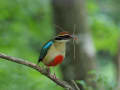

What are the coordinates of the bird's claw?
(46, 67, 51, 75)
(46, 67, 58, 80)
(50, 73, 58, 80)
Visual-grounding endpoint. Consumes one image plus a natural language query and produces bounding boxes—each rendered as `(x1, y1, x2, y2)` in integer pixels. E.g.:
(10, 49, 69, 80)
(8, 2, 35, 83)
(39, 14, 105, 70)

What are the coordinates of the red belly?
(47, 55, 64, 66)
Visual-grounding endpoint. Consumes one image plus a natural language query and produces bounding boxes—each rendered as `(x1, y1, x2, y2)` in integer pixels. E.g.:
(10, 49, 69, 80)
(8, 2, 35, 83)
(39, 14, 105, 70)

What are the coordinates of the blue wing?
(37, 40, 53, 64)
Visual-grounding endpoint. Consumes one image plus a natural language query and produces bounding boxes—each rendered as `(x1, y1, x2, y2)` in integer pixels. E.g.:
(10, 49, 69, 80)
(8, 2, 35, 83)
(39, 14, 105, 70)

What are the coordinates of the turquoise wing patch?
(38, 40, 53, 62)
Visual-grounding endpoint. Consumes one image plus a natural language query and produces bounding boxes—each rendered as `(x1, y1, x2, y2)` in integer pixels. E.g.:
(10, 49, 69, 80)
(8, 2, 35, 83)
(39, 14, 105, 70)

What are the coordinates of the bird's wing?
(37, 40, 54, 64)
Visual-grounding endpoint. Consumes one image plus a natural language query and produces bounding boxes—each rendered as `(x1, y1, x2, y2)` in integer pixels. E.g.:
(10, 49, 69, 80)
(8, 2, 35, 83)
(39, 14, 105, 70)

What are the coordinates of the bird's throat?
(54, 42, 66, 53)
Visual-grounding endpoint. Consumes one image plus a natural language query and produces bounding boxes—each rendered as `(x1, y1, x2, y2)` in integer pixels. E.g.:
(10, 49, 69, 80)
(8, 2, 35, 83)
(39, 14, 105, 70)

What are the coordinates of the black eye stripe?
(55, 37, 63, 40)
(58, 35, 70, 38)
(55, 35, 71, 40)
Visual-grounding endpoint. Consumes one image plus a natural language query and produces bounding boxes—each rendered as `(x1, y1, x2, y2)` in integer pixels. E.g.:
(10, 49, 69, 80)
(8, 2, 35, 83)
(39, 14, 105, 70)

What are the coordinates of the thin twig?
(0, 53, 75, 90)
(71, 80, 80, 90)
(73, 24, 76, 60)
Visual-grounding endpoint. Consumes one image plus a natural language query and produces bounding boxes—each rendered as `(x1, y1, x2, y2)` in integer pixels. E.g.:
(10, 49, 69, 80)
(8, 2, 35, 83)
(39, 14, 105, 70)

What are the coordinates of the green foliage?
(91, 16, 119, 54)
(77, 80, 93, 90)
(87, 0, 100, 15)
(87, 1, 119, 90)
(77, 69, 116, 90)
(0, 0, 62, 90)
(88, 1, 119, 55)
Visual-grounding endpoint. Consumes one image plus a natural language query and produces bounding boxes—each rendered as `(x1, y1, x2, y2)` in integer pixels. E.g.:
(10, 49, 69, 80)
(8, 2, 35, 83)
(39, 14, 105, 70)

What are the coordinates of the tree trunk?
(52, 0, 96, 89)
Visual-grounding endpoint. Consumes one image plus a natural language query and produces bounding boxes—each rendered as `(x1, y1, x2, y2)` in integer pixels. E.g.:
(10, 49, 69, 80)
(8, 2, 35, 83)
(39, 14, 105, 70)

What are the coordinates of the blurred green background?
(0, 0, 120, 90)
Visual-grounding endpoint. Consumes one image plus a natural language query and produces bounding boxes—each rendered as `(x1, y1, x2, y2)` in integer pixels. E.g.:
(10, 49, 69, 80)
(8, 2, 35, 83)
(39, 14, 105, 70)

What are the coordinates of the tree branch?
(0, 53, 75, 90)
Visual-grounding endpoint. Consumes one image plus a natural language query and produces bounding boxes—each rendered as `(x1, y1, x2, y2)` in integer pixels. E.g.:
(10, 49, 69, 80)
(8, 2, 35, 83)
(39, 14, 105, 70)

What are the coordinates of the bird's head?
(54, 32, 73, 42)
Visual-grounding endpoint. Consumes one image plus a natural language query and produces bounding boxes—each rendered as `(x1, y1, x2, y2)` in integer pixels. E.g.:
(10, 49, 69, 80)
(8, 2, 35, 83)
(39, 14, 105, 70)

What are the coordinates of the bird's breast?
(43, 42, 66, 66)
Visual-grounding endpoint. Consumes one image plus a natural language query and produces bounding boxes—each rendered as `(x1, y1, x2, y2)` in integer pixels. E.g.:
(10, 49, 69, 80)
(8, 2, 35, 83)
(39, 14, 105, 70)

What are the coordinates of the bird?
(37, 32, 73, 67)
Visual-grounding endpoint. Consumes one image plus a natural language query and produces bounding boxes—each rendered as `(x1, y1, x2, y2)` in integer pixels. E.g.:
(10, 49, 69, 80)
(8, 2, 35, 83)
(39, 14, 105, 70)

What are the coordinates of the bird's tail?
(37, 58, 42, 65)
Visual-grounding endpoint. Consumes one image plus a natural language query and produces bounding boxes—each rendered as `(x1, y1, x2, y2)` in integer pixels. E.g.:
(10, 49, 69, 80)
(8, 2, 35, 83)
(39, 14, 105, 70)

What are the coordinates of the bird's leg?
(52, 67, 58, 80)
(46, 67, 58, 80)
(52, 67, 56, 79)
(50, 72, 57, 80)
(53, 73, 57, 79)
(46, 67, 51, 75)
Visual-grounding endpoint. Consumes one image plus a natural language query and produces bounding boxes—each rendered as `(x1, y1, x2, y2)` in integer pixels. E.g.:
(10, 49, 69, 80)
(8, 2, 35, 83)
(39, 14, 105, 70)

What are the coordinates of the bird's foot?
(50, 73, 58, 80)
(46, 67, 58, 80)
(46, 67, 51, 75)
